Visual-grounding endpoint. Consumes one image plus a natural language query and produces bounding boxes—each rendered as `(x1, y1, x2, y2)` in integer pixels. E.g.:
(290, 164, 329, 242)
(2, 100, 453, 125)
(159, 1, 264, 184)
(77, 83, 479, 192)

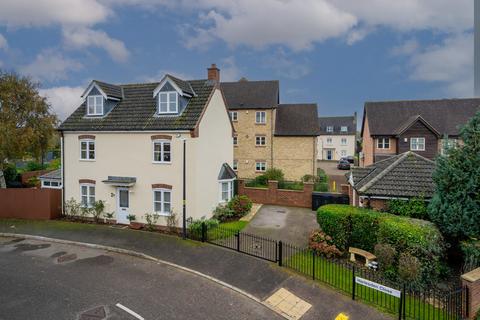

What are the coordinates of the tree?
(0, 71, 58, 187)
(428, 111, 480, 241)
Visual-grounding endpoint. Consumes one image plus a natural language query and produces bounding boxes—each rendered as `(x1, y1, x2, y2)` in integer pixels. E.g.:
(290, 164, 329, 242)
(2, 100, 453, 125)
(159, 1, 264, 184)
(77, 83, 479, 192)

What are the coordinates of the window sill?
(255, 123, 267, 125)
(255, 145, 267, 147)
(154, 212, 172, 217)
(152, 161, 172, 165)
(79, 159, 96, 162)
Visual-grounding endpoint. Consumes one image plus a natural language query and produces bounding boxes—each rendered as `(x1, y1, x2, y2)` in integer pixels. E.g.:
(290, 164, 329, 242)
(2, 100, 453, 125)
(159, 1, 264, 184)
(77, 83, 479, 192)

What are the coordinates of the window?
(153, 189, 172, 215)
(153, 140, 171, 163)
(229, 111, 238, 122)
(255, 111, 266, 124)
(233, 136, 238, 146)
(87, 95, 103, 116)
(255, 161, 266, 172)
(80, 140, 95, 160)
(341, 126, 348, 132)
(341, 138, 347, 145)
(341, 150, 347, 157)
(219, 180, 234, 203)
(255, 135, 266, 146)
(326, 137, 333, 145)
(158, 92, 178, 114)
(233, 160, 238, 171)
(41, 180, 62, 189)
(80, 184, 95, 207)
(410, 137, 425, 151)
(326, 126, 333, 132)
(377, 138, 390, 149)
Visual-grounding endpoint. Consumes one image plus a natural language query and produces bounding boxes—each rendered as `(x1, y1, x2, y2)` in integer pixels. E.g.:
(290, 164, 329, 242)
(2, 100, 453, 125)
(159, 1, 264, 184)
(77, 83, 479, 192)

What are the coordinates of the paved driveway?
(243, 205, 319, 247)
(317, 160, 349, 192)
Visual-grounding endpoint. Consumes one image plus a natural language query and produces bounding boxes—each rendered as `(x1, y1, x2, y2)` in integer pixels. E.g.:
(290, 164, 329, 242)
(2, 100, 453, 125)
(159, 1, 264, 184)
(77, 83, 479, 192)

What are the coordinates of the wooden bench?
(349, 247, 376, 267)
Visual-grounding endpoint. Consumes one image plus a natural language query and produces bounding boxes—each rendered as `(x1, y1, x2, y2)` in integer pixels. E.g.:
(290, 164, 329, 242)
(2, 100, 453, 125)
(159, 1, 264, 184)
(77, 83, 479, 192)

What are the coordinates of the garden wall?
(0, 188, 61, 220)
(462, 268, 480, 319)
(238, 180, 313, 208)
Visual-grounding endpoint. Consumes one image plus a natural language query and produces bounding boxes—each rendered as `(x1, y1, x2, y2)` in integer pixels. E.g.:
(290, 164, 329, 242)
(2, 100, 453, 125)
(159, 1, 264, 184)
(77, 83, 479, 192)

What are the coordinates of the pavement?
(317, 160, 349, 192)
(0, 219, 392, 320)
(242, 205, 319, 247)
(0, 237, 280, 320)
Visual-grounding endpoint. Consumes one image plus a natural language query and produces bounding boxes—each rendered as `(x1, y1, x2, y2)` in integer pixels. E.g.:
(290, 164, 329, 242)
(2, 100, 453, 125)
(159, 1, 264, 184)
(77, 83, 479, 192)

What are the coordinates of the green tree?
(0, 71, 58, 187)
(428, 111, 480, 241)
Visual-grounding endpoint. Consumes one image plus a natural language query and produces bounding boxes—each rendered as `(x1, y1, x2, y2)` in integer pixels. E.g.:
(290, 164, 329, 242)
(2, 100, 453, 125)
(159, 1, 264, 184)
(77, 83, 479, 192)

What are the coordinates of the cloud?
(19, 49, 83, 82)
(39, 86, 84, 120)
(264, 50, 311, 79)
(391, 39, 419, 56)
(0, 33, 7, 50)
(142, 69, 196, 82)
(220, 56, 241, 82)
(408, 33, 473, 97)
(63, 27, 130, 62)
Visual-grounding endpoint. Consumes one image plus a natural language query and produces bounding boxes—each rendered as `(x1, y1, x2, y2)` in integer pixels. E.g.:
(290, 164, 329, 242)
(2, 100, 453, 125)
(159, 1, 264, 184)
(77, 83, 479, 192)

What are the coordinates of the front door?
(116, 188, 130, 224)
(326, 150, 333, 160)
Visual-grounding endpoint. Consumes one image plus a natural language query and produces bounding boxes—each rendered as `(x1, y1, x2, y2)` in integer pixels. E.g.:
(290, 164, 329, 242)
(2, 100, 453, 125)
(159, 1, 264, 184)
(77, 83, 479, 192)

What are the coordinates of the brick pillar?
(303, 182, 314, 208)
(340, 184, 349, 195)
(238, 180, 245, 195)
(462, 268, 480, 319)
(267, 180, 278, 205)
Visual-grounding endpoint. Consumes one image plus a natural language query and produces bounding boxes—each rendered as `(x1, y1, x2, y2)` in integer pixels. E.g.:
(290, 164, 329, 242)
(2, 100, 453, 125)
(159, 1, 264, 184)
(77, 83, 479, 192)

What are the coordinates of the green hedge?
(461, 240, 480, 272)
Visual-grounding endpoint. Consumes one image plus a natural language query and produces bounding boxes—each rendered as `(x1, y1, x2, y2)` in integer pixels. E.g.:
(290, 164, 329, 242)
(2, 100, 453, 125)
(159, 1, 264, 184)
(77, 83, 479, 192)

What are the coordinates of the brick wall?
(238, 180, 313, 208)
(462, 268, 480, 319)
(0, 188, 62, 220)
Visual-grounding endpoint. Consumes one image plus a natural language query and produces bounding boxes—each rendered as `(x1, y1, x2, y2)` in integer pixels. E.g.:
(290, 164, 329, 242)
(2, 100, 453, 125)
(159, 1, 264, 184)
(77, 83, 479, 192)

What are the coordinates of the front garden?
(244, 168, 329, 192)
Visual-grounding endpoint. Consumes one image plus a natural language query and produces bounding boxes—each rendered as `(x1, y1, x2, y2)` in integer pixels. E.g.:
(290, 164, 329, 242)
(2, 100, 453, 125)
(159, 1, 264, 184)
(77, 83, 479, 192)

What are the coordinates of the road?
(0, 237, 281, 320)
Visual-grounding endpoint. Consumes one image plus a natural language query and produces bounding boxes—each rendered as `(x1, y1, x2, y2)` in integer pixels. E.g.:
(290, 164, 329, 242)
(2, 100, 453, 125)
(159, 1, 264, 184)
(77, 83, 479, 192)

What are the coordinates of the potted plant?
(127, 214, 141, 229)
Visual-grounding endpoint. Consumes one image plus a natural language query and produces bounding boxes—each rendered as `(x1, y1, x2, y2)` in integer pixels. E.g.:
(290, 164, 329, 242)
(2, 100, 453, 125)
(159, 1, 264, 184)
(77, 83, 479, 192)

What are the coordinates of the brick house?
(360, 98, 480, 166)
(348, 151, 435, 210)
(217, 67, 320, 181)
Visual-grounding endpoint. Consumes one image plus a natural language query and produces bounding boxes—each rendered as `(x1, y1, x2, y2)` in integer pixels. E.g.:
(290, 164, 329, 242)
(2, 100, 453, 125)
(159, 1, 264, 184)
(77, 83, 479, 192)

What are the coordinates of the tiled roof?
(94, 80, 123, 99)
(318, 116, 356, 135)
(220, 80, 279, 110)
(274, 104, 320, 136)
(167, 74, 195, 96)
(351, 152, 435, 198)
(364, 98, 480, 137)
(59, 80, 214, 132)
(218, 163, 237, 180)
(39, 169, 61, 180)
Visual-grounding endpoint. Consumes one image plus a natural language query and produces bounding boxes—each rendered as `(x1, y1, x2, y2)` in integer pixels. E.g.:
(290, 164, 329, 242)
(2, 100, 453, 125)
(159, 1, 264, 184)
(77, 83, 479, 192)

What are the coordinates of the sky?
(0, 0, 474, 121)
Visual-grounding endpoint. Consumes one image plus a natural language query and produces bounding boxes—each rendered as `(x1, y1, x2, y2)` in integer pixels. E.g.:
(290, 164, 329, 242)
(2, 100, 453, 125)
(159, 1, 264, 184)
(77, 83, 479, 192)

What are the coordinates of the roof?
(218, 163, 237, 180)
(102, 176, 137, 186)
(274, 104, 320, 136)
(364, 98, 480, 137)
(350, 152, 435, 198)
(166, 74, 195, 96)
(39, 169, 61, 180)
(318, 116, 356, 135)
(94, 80, 123, 99)
(220, 80, 279, 110)
(59, 79, 215, 132)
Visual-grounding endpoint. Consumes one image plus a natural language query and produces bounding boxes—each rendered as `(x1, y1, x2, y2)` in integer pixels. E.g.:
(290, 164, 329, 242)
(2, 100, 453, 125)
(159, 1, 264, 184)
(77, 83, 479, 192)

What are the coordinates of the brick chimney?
(207, 64, 220, 83)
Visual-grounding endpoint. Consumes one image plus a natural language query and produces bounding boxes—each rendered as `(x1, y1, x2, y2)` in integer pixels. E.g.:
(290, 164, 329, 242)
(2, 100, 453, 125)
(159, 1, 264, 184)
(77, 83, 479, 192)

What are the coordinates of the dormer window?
(87, 95, 104, 116)
(159, 92, 178, 114)
(326, 126, 333, 133)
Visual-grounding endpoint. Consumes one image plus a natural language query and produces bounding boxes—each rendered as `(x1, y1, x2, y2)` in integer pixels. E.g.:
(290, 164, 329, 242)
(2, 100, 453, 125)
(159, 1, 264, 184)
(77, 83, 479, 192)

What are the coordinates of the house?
(58, 67, 234, 226)
(317, 115, 357, 161)
(348, 151, 435, 210)
(39, 169, 62, 189)
(220, 72, 320, 181)
(360, 98, 480, 166)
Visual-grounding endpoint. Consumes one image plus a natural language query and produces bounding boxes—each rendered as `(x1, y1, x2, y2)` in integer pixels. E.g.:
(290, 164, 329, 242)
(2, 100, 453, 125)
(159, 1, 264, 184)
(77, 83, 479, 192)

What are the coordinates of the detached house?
(218, 68, 320, 181)
(360, 98, 480, 166)
(317, 115, 357, 161)
(58, 69, 234, 226)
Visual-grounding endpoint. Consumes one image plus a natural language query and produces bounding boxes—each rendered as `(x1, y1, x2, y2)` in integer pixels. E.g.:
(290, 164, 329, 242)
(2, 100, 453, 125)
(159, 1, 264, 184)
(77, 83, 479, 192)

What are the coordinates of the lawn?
(207, 220, 248, 241)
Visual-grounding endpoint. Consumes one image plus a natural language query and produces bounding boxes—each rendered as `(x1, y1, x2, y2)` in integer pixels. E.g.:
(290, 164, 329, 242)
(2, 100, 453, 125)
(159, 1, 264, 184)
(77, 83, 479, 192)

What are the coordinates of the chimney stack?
(207, 64, 220, 83)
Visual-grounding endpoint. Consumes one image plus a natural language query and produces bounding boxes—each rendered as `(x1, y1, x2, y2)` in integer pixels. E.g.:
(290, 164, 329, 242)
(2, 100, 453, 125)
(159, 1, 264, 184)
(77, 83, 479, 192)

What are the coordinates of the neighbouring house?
(317, 115, 357, 161)
(58, 67, 234, 226)
(39, 169, 62, 189)
(360, 98, 480, 166)
(348, 151, 435, 210)
(219, 70, 320, 181)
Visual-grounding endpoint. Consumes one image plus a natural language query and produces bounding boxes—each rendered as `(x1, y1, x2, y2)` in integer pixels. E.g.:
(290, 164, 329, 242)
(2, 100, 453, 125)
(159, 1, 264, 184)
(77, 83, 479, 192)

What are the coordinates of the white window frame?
(233, 160, 238, 171)
(340, 126, 348, 132)
(233, 136, 238, 146)
(341, 150, 347, 157)
(255, 135, 266, 146)
(158, 91, 178, 114)
(341, 138, 347, 145)
(255, 161, 267, 172)
(410, 137, 425, 151)
(326, 126, 334, 133)
(377, 138, 390, 149)
(229, 111, 238, 122)
(41, 179, 62, 189)
(152, 140, 172, 163)
(87, 95, 104, 116)
(152, 188, 172, 216)
(80, 183, 95, 208)
(80, 139, 95, 161)
(326, 137, 333, 145)
(219, 179, 234, 203)
(255, 111, 266, 124)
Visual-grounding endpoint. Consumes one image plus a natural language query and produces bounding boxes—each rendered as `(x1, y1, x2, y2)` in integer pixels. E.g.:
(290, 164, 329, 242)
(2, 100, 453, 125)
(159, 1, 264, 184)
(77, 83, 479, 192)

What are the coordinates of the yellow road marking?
(335, 313, 349, 320)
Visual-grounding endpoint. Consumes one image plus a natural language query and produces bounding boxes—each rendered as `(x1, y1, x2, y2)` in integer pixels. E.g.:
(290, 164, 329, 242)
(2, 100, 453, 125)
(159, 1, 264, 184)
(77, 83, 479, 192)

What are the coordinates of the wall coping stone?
(462, 268, 480, 283)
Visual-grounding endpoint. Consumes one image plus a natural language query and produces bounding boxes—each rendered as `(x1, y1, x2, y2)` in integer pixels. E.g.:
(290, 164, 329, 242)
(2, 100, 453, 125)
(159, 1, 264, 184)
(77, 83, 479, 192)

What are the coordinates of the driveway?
(317, 160, 349, 192)
(243, 205, 319, 247)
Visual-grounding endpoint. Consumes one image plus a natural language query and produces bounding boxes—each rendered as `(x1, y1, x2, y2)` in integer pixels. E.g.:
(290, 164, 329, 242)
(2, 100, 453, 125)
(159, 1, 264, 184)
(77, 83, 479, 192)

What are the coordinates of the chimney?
(207, 64, 220, 83)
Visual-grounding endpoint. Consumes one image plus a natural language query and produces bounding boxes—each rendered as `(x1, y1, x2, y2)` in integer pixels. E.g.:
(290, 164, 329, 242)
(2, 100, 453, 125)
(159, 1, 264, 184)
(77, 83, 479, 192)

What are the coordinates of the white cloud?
(408, 33, 473, 97)
(39, 86, 84, 120)
(63, 27, 130, 63)
(19, 49, 83, 82)
(142, 69, 196, 82)
(264, 50, 311, 79)
(220, 56, 241, 82)
(0, 33, 7, 50)
(391, 39, 419, 56)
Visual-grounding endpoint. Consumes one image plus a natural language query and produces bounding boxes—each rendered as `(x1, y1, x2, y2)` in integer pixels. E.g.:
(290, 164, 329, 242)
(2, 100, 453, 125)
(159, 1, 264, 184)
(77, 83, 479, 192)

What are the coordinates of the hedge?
(461, 240, 480, 272)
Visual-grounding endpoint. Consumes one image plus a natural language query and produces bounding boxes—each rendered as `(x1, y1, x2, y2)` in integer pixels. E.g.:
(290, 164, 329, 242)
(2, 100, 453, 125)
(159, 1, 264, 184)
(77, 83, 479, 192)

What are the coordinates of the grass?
(284, 250, 457, 320)
(219, 220, 248, 231)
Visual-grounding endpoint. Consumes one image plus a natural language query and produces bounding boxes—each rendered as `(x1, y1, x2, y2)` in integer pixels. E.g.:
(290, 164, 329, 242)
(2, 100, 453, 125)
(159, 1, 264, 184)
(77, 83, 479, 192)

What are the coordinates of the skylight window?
(159, 92, 178, 114)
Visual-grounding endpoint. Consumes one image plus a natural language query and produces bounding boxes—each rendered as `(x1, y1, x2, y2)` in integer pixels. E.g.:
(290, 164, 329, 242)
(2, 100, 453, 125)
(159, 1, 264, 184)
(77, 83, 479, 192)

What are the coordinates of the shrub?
(26, 176, 40, 187)
(64, 197, 80, 219)
(398, 252, 421, 283)
(3, 164, 18, 183)
(314, 182, 329, 192)
(166, 212, 179, 232)
(212, 204, 235, 222)
(25, 161, 46, 172)
(374, 243, 396, 270)
(387, 197, 428, 219)
(461, 240, 480, 272)
(127, 214, 136, 222)
(278, 181, 303, 190)
(227, 195, 252, 218)
(262, 168, 285, 182)
(188, 218, 219, 234)
(308, 230, 342, 258)
(144, 213, 160, 231)
(91, 200, 105, 223)
(317, 168, 328, 182)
